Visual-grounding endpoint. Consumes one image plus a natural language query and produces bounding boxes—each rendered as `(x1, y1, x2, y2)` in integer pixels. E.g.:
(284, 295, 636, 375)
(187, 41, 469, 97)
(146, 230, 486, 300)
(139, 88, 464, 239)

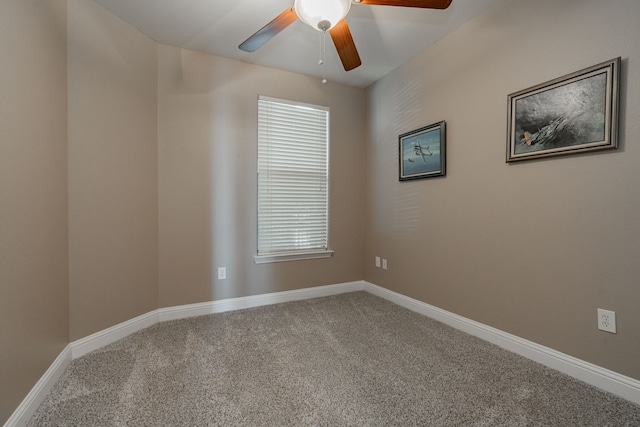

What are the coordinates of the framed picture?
(399, 121, 446, 181)
(507, 57, 620, 162)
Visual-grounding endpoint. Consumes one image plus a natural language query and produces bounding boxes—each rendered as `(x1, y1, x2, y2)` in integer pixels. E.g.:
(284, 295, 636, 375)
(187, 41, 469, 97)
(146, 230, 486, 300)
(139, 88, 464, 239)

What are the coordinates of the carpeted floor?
(29, 292, 640, 426)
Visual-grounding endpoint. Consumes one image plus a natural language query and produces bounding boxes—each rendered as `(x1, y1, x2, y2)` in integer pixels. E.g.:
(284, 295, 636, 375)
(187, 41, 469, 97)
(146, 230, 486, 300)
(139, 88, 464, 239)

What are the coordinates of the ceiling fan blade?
(329, 19, 362, 71)
(355, 0, 452, 9)
(238, 8, 298, 52)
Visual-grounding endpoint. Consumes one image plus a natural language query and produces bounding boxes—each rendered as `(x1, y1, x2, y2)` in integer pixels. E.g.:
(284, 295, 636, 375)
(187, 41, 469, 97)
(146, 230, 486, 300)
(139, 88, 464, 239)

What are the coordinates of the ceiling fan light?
(294, 0, 351, 31)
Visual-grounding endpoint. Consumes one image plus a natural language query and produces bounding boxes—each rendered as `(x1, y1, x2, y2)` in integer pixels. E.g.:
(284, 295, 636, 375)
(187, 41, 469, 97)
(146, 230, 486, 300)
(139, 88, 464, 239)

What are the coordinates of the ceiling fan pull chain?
(318, 30, 323, 65)
(320, 30, 328, 85)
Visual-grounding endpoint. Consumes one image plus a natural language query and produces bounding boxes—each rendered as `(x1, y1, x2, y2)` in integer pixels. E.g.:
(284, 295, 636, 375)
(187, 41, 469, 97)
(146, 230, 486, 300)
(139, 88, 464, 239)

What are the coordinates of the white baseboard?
(158, 281, 365, 322)
(363, 281, 640, 405)
(71, 310, 159, 359)
(8, 279, 639, 426)
(4, 345, 71, 427)
(72, 281, 365, 358)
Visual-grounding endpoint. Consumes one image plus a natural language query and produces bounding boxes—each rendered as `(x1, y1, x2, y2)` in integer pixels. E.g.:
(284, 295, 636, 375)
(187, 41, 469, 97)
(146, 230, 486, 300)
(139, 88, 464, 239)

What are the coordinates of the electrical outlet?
(597, 308, 616, 334)
(375, 256, 381, 268)
(382, 259, 388, 270)
(218, 267, 226, 280)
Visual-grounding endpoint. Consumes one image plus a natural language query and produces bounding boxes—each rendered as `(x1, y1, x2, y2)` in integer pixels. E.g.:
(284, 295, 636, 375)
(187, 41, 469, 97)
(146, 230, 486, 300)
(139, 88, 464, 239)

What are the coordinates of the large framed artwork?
(507, 57, 620, 162)
(399, 121, 446, 181)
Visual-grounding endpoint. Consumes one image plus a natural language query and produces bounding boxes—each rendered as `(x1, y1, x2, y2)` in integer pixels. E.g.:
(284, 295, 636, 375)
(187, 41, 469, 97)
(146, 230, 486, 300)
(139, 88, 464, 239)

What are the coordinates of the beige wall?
(4, 0, 640, 421)
(158, 45, 365, 307)
(365, 0, 640, 380)
(0, 0, 69, 422)
(68, 0, 158, 340)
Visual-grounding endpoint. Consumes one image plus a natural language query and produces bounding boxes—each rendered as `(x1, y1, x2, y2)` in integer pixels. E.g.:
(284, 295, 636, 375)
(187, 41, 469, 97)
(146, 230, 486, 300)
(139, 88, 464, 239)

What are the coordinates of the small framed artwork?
(507, 57, 620, 162)
(399, 121, 446, 181)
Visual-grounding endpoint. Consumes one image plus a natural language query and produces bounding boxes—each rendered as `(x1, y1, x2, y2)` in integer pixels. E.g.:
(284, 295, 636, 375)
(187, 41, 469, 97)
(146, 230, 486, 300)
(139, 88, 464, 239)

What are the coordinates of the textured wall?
(67, 0, 158, 340)
(0, 0, 69, 423)
(157, 46, 365, 307)
(365, 0, 640, 380)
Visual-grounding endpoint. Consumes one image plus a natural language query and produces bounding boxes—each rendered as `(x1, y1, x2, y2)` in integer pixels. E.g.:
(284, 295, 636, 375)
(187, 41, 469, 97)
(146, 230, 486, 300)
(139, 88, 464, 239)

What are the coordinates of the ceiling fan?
(238, 0, 453, 72)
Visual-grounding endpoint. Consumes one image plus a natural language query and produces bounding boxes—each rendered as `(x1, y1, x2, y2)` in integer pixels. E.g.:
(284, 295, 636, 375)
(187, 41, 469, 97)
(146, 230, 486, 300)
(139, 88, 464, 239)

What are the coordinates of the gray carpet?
(29, 292, 640, 426)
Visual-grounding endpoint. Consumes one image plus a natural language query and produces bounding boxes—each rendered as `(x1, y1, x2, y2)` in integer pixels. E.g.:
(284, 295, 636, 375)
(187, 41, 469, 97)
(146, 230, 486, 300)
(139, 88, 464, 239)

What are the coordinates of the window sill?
(254, 250, 334, 264)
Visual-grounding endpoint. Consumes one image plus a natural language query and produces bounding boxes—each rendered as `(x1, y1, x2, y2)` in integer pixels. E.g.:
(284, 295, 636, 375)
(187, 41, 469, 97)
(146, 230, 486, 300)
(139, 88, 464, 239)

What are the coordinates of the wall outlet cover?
(597, 308, 616, 334)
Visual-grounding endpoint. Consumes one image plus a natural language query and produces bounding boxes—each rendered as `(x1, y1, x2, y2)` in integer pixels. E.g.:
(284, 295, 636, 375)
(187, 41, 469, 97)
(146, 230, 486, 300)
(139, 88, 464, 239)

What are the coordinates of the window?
(255, 96, 332, 263)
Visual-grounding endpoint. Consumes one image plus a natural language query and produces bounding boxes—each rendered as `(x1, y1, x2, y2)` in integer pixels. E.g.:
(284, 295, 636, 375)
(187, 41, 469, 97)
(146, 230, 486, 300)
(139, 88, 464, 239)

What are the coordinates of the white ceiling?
(94, 0, 499, 88)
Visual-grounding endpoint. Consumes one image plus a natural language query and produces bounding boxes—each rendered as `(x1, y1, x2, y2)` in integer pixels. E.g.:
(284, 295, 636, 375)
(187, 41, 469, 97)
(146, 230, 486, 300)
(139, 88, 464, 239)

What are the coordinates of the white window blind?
(257, 96, 330, 261)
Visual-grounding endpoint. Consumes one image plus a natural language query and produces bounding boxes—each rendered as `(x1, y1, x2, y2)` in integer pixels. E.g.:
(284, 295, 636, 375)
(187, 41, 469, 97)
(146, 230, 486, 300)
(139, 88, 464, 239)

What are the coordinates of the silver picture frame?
(507, 57, 620, 162)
